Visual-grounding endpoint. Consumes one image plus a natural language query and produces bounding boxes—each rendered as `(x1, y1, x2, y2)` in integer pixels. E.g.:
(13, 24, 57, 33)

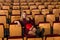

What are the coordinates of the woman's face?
(26, 18, 29, 21)
(22, 12, 26, 18)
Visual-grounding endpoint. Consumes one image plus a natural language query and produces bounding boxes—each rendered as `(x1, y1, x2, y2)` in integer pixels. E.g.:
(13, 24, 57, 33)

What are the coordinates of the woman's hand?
(29, 26, 33, 31)
(14, 21, 20, 25)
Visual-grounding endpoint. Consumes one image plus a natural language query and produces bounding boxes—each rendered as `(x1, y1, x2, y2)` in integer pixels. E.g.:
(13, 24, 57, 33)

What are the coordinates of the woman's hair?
(26, 18, 30, 23)
(28, 17, 31, 20)
(20, 11, 27, 19)
(21, 11, 26, 15)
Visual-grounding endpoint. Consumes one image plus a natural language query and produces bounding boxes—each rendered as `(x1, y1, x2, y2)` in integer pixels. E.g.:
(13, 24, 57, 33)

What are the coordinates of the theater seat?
(9, 23, 22, 37)
(54, 37, 60, 40)
(0, 24, 4, 38)
(35, 2, 42, 6)
(12, 10, 20, 15)
(0, 0, 4, 3)
(11, 15, 20, 23)
(24, 37, 26, 40)
(27, 38, 42, 40)
(46, 14, 55, 26)
(2, 6, 10, 10)
(48, 5, 55, 11)
(21, 5, 29, 9)
(47, 0, 52, 2)
(8, 38, 23, 40)
(44, 2, 51, 5)
(51, 2, 57, 5)
(5, 0, 11, 2)
(46, 37, 54, 40)
(3, 2, 11, 6)
(53, 22, 60, 34)
(27, 15, 33, 20)
(0, 10, 8, 18)
(41, 0, 46, 2)
(39, 22, 50, 35)
(55, 5, 60, 8)
(38, 5, 45, 11)
(58, 2, 60, 5)
(13, 6, 20, 10)
(20, 0, 26, 2)
(53, 9, 60, 17)
(20, 2, 27, 5)
(13, 3, 19, 6)
(0, 38, 2, 40)
(32, 9, 40, 17)
(30, 5, 37, 10)
(33, 0, 39, 2)
(42, 9, 49, 15)
(53, 0, 58, 2)
(0, 38, 7, 40)
(34, 15, 44, 25)
(13, 0, 19, 3)
(22, 9, 30, 15)
(0, 15, 7, 28)
(32, 9, 40, 14)
(28, 2, 34, 5)
(4, 38, 7, 40)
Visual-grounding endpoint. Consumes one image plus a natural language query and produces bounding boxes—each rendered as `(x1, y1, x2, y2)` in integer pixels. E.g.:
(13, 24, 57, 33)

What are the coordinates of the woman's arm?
(14, 21, 20, 25)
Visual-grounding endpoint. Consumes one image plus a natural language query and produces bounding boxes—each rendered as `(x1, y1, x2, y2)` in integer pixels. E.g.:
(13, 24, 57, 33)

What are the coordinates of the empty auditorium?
(0, 0, 60, 40)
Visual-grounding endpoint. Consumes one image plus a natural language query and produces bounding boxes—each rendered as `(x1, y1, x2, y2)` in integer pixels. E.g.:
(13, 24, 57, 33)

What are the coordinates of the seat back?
(53, 9, 60, 17)
(30, 5, 37, 10)
(9, 23, 22, 37)
(0, 10, 8, 18)
(53, 22, 60, 34)
(0, 38, 2, 40)
(54, 37, 60, 40)
(35, 2, 42, 6)
(48, 5, 55, 11)
(46, 14, 55, 26)
(11, 15, 20, 23)
(8, 38, 23, 40)
(22, 9, 30, 15)
(13, 3, 19, 6)
(0, 24, 4, 38)
(20, 2, 27, 5)
(2, 6, 10, 10)
(0, 15, 6, 28)
(13, 6, 20, 10)
(55, 5, 60, 8)
(28, 2, 34, 5)
(39, 22, 50, 35)
(38, 5, 45, 10)
(27, 38, 42, 40)
(32, 9, 40, 17)
(46, 37, 54, 40)
(13, 0, 19, 3)
(12, 10, 20, 15)
(42, 9, 49, 15)
(27, 15, 33, 20)
(21, 5, 29, 9)
(34, 15, 44, 25)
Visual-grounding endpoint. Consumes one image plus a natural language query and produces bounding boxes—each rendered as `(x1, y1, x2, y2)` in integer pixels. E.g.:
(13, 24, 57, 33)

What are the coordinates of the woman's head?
(21, 11, 26, 19)
(26, 17, 30, 21)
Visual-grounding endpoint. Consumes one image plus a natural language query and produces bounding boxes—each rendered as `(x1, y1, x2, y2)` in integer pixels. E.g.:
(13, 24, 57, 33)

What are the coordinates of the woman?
(24, 17, 37, 36)
(20, 11, 27, 21)
(14, 17, 37, 36)
(14, 11, 36, 35)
